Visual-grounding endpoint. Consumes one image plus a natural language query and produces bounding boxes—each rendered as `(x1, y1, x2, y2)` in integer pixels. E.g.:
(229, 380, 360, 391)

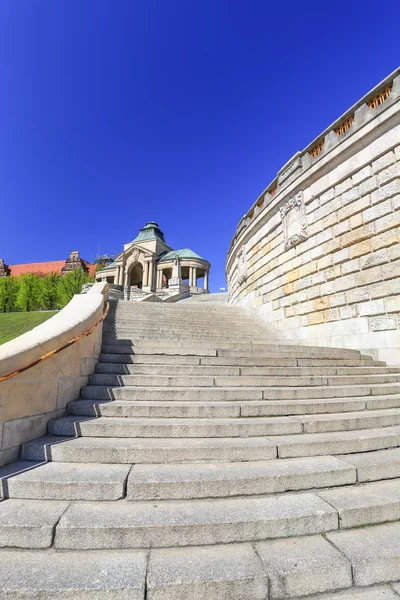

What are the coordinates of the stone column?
(189, 267, 193, 288)
(143, 262, 149, 288)
(115, 266, 120, 286)
(193, 267, 197, 290)
(148, 260, 154, 291)
(123, 270, 130, 300)
(204, 270, 209, 291)
(157, 269, 162, 290)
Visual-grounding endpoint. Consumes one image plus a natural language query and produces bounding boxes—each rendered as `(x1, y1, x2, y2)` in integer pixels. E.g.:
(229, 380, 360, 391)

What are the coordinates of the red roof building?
(0, 252, 97, 278)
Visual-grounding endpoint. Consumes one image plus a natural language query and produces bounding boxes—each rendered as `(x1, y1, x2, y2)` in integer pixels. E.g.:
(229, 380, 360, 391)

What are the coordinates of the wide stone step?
(52, 408, 400, 437)
(0, 455, 356, 502)
(126, 455, 355, 500)
(0, 549, 147, 599)
(53, 492, 338, 549)
(80, 383, 400, 401)
(100, 342, 365, 357)
(88, 373, 400, 388)
(22, 434, 278, 464)
(0, 461, 131, 501)
(5, 480, 400, 551)
(22, 426, 400, 463)
(3, 535, 399, 599)
(95, 362, 398, 376)
(68, 397, 378, 418)
(48, 415, 304, 437)
(99, 353, 384, 367)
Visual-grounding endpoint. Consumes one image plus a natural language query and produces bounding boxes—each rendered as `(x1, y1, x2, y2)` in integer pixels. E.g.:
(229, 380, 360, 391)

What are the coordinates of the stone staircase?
(3, 301, 400, 597)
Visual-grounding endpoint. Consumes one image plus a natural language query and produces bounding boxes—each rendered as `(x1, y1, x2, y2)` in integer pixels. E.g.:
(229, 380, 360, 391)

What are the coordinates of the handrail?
(0, 301, 110, 384)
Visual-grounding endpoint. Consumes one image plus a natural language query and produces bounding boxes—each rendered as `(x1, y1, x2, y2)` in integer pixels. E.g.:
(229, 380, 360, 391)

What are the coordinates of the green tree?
(38, 273, 61, 310)
(0, 276, 20, 312)
(58, 268, 91, 306)
(16, 273, 40, 312)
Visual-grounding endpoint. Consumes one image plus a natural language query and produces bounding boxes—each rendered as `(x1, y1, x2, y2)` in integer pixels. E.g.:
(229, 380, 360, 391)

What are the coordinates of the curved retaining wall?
(0, 282, 109, 466)
(227, 68, 400, 364)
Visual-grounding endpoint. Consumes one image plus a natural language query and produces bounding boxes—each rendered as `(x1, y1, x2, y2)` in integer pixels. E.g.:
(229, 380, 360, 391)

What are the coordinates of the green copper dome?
(158, 248, 208, 263)
(132, 222, 167, 244)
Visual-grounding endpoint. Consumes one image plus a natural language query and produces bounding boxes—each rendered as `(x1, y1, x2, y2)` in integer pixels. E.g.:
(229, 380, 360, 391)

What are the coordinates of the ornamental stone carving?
(280, 191, 308, 248)
(237, 245, 247, 285)
(131, 248, 140, 262)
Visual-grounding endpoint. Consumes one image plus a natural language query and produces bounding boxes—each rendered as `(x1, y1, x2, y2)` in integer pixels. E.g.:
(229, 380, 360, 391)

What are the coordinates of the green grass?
(0, 311, 57, 345)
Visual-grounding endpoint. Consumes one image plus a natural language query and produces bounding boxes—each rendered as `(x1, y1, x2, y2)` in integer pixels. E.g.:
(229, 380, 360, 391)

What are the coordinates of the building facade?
(0, 251, 96, 278)
(226, 67, 400, 364)
(96, 221, 210, 297)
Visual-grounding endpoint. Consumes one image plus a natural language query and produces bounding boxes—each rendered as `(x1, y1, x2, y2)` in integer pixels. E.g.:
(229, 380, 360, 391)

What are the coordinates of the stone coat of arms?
(280, 191, 308, 248)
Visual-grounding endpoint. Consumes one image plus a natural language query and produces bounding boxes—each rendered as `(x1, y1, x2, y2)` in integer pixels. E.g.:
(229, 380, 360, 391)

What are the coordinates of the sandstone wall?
(227, 68, 400, 364)
(0, 283, 109, 466)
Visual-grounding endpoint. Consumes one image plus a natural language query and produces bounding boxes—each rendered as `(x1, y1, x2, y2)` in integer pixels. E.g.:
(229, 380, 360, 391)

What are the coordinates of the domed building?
(95, 221, 210, 299)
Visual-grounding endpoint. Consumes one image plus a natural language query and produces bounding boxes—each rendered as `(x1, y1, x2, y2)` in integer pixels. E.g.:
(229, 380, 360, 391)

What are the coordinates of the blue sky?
(0, 0, 399, 291)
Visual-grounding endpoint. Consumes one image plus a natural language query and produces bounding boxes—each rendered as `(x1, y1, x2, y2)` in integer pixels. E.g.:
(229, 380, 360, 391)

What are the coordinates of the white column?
(148, 260, 154, 290)
(193, 267, 197, 289)
(204, 270, 209, 291)
(124, 271, 129, 286)
(143, 262, 149, 287)
(115, 266, 120, 285)
(189, 267, 193, 287)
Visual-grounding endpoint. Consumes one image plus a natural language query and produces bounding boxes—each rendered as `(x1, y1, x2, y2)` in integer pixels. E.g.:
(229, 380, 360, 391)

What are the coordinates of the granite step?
(0, 461, 131, 501)
(51, 409, 400, 437)
(99, 353, 384, 367)
(22, 434, 279, 464)
(53, 493, 338, 549)
(0, 549, 147, 599)
(47, 415, 304, 438)
(2, 533, 400, 599)
(88, 373, 400, 387)
(22, 426, 400, 463)
(95, 362, 399, 376)
(80, 383, 400, 401)
(0, 455, 355, 501)
(68, 397, 378, 418)
(125, 455, 356, 500)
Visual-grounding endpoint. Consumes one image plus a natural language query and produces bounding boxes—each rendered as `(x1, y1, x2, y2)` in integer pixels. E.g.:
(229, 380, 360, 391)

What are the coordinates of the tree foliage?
(58, 269, 92, 305)
(16, 273, 40, 312)
(0, 269, 94, 313)
(38, 273, 61, 310)
(0, 277, 20, 312)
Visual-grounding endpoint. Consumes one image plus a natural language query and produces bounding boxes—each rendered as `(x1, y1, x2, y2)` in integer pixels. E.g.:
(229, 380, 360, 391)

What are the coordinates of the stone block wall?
(226, 68, 400, 364)
(0, 283, 108, 466)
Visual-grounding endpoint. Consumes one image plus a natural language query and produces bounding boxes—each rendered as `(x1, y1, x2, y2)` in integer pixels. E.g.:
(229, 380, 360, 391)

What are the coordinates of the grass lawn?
(0, 311, 58, 345)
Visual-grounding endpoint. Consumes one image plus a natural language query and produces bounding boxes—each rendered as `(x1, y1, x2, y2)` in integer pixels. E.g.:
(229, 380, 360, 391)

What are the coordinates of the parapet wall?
(0, 283, 109, 466)
(226, 68, 400, 364)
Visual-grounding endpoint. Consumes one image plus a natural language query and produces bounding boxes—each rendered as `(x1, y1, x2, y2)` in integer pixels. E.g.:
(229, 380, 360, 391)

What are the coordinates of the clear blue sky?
(0, 1, 399, 291)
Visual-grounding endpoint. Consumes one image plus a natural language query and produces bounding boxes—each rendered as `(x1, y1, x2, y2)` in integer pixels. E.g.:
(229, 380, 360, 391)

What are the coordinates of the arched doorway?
(129, 262, 143, 289)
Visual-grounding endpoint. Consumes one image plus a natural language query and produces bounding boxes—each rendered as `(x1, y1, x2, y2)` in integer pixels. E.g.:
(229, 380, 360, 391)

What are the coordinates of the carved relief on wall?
(131, 248, 140, 262)
(237, 245, 247, 285)
(280, 191, 308, 249)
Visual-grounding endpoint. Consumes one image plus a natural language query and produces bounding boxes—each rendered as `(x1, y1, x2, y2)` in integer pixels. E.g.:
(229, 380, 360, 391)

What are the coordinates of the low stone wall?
(226, 68, 400, 364)
(0, 283, 109, 466)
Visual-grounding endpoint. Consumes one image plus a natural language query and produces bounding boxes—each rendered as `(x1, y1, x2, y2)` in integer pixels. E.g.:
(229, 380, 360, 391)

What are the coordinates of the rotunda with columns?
(96, 221, 210, 299)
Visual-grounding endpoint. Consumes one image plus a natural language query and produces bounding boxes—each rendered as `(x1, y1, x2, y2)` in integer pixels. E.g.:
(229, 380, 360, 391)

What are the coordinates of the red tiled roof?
(8, 258, 97, 277)
(9, 261, 67, 277)
(87, 264, 97, 277)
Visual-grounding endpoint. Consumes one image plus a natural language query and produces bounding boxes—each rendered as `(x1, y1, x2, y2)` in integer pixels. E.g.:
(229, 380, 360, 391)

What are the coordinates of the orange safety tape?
(0, 301, 110, 384)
